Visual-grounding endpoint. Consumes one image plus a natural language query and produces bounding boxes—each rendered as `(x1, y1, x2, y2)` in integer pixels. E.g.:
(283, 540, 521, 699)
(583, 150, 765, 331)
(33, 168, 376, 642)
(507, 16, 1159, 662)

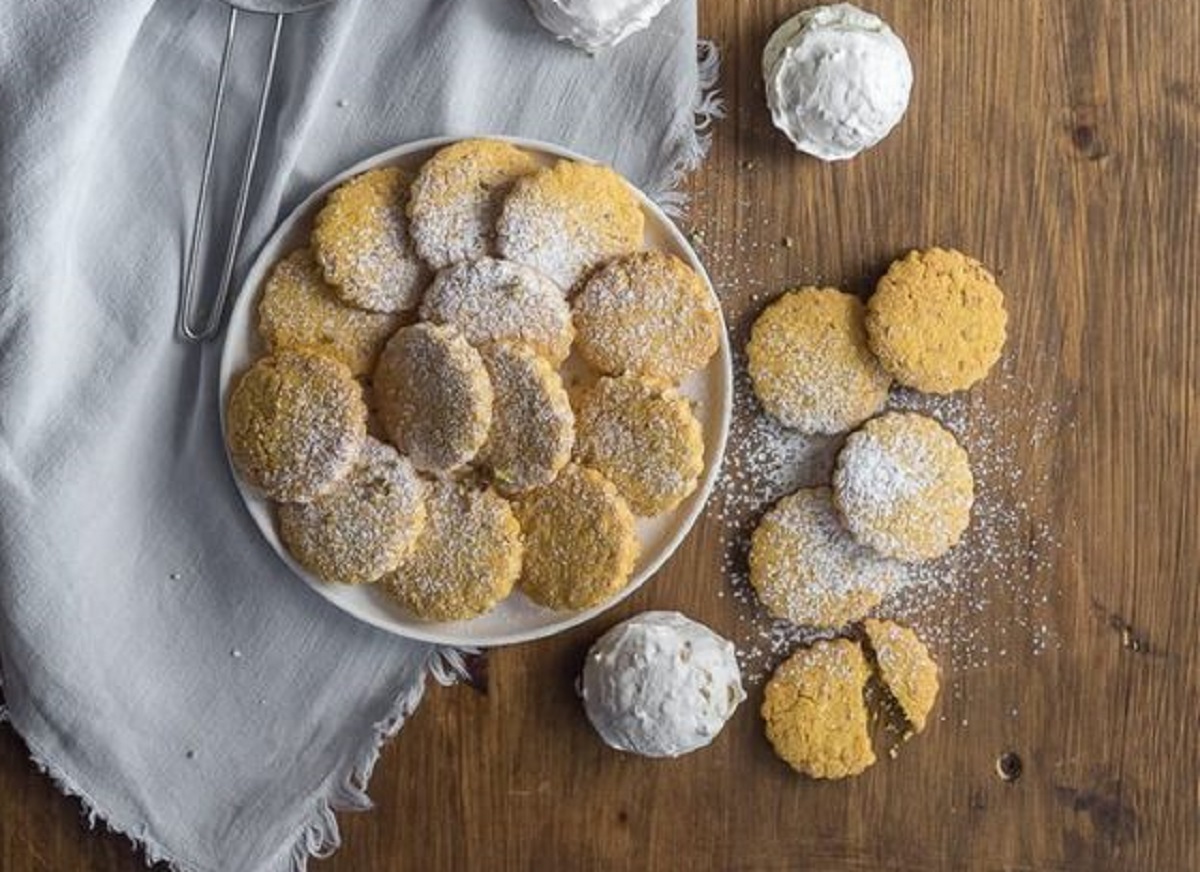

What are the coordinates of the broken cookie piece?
(863, 618, 940, 734)
(761, 638, 875, 779)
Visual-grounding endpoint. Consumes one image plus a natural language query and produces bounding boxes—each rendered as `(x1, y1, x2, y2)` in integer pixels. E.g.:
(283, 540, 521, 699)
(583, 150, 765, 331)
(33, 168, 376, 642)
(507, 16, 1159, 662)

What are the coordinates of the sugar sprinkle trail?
(685, 204, 1066, 689)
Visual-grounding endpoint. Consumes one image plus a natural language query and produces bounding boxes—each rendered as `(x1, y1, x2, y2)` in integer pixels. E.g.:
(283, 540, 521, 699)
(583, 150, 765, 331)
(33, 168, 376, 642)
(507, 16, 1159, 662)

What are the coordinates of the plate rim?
(218, 134, 733, 647)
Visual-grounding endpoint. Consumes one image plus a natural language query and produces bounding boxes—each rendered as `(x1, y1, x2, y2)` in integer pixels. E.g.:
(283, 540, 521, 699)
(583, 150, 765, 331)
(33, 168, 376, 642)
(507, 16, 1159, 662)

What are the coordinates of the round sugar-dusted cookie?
(761, 638, 876, 779)
(420, 257, 574, 364)
(866, 247, 1008, 393)
(407, 139, 541, 269)
(312, 167, 431, 313)
(833, 411, 974, 562)
(373, 323, 493, 474)
(747, 287, 891, 434)
(749, 486, 899, 630)
(383, 478, 523, 621)
(515, 465, 638, 611)
(574, 375, 704, 516)
(496, 160, 644, 291)
(226, 350, 366, 503)
(257, 248, 401, 376)
(278, 437, 426, 585)
(573, 251, 720, 384)
(479, 343, 574, 494)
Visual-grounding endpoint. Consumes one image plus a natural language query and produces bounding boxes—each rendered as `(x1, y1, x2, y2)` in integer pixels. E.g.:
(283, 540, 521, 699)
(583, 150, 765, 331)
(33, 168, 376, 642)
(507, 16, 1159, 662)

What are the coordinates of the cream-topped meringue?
(763, 3, 913, 160)
(579, 611, 745, 758)
(527, 0, 675, 54)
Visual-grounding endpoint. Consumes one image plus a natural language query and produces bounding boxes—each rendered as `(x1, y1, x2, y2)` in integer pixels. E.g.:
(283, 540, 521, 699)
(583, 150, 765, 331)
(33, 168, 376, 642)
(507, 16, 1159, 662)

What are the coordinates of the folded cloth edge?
(0, 647, 472, 872)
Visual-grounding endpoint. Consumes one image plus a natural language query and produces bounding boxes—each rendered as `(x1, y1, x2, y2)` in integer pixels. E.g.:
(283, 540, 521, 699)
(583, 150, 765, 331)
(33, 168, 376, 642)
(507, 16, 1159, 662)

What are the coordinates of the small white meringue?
(763, 3, 913, 161)
(579, 611, 745, 758)
(527, 0, 676, 54)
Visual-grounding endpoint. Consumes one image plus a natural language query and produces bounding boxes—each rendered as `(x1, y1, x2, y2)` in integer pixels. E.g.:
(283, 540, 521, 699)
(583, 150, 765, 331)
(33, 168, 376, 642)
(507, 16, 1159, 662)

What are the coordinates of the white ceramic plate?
(220, 135, 732, 646)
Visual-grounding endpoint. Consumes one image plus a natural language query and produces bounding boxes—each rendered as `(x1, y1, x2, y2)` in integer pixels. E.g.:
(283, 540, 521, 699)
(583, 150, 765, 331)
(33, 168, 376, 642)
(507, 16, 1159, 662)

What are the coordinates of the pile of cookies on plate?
(225, 138, 721, 622)
(745, 247, 1008, 777)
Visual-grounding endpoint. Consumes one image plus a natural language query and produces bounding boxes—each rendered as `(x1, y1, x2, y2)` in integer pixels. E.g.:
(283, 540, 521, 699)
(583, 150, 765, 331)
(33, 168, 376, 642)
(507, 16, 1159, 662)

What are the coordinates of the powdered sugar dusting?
(496, 161, 644, 291)
(313, 168, 431, 313)
(714, 353, 1064, 683)
(835, 427, 932, 511)
(749, 486, 899, 628)
(420, 257, 573, 364)
(696, 214, 1064, 685)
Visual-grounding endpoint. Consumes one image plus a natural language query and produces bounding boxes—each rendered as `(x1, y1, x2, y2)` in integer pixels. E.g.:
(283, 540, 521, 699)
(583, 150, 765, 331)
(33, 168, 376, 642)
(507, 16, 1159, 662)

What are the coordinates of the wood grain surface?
(2, 1, 1197, 870)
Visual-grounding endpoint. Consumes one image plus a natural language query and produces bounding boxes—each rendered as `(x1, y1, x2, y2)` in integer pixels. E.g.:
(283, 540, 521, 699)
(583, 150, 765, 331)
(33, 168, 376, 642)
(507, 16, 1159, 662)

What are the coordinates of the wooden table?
(2, 1, 1197, 870)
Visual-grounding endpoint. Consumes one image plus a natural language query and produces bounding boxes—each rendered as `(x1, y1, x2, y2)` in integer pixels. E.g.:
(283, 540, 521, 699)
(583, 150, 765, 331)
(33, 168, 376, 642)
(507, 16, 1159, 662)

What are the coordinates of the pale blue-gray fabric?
(0, 1, 706, 869)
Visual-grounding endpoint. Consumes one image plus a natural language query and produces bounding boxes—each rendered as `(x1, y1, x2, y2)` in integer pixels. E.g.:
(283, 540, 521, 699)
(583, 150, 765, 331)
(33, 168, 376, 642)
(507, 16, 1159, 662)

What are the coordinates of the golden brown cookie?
(574, 375, 704, 516)
(407, 139, 541, 269)
(479, 343, 574, 494)
(382, 478, 522, 621)
(373, 323, 493, 474)
(278, 437, 426, 585)
(833, 411, 974, 562)
(866, 248, 1008, 393)
(312, 167, 431, 313)
(420, 257, 574, 364)
(863, 618, 940, 734)
(226, 350, 366, 503)
(749, 486, 899, 630)
(747, 288, 891, 434)
(496, 160, 644, 291)
(573, 251, 721, 384)
(257, 248, 401, 376)
(761, 639, 876, 779)
(515, 465, 638, 611)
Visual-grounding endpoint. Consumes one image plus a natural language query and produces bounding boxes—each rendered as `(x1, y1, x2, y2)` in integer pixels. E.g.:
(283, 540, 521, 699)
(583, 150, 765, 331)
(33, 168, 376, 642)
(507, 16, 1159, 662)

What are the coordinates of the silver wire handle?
(178, 7, 285, 342)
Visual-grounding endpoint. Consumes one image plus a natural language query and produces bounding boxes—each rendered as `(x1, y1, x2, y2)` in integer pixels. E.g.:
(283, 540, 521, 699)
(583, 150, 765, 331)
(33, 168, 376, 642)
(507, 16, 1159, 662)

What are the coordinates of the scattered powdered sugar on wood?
(696, 224, 1065, 687)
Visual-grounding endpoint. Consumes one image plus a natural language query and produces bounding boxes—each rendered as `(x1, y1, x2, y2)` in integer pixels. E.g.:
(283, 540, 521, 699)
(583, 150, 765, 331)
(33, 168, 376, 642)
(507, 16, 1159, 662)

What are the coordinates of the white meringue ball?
(763, 3, 913, 161)
(527, 0, 675, 54)
(579, 611, 745, 758)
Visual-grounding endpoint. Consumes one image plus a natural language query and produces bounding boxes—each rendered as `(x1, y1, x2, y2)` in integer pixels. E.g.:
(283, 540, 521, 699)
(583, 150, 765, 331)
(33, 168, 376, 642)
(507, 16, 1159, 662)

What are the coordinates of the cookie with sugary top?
(373, 323, 494, 474)
(407, 139, 541, 269)
(278, 437, 426, 585)
(226, 350, 366, 503)
(863, 618, 940, 734)
(420, 257, 574, 364)
(747, 287, 891, 434)
(761, 638, 876, 779)
(866, 247, 1008, 393)
(382, 478, 522, 621)
(496, 160, 644, 291)
(574, 375, 704, 516)
(833, 411, 974, 562)
(515, 465, 638, 611)
(257, 248, 401, 376)
(749, 486, 899, 630)
(479, 343, 574, 494)
(312, 167, 431, 313)
(573, 251, 721, 384)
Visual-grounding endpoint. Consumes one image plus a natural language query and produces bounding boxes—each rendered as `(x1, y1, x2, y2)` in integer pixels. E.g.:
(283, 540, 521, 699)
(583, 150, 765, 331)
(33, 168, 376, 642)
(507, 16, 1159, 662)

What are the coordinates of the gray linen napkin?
(0, 0, 720, 869)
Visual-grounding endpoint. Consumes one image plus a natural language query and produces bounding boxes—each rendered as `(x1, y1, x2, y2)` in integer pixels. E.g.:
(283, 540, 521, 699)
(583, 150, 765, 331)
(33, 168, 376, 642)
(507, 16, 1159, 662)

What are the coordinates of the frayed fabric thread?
(0, 644, 468, 872)
(268, 644, 472, 872)
(646, 38, 725, 215)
